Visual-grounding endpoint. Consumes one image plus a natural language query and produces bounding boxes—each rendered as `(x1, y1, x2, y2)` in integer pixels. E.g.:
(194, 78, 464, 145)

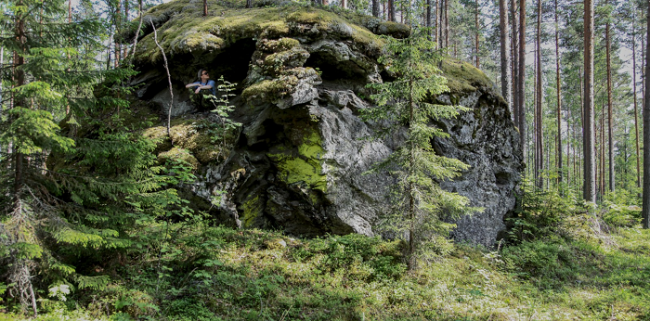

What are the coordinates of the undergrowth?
(2, 190, 650, 320)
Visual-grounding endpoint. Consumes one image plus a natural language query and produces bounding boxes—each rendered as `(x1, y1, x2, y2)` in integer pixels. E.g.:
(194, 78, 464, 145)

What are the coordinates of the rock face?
(127, 0, 523, 246)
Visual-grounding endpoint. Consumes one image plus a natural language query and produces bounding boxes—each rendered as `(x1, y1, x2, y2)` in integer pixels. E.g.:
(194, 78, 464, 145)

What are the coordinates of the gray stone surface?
(130, 18, 523, 247)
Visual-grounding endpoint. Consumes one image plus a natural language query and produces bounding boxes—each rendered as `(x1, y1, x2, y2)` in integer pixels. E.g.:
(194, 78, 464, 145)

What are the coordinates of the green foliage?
(361, 27, 476, 269)
(204, 76, 242, 145)
(506, 183, 579, 243)
(501, 239, 576, 284)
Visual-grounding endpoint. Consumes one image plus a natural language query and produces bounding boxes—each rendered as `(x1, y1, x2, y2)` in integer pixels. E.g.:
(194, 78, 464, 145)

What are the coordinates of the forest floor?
(1, 193, 650, 320)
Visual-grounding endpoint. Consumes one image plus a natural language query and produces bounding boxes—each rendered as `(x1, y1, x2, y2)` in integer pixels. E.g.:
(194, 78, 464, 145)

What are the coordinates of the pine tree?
(362, 27, 474, 270)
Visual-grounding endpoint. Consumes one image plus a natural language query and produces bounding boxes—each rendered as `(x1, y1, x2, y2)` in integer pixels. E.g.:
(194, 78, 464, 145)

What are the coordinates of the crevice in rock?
(305, 52, 366, 82)
(210, 38, 256, 90)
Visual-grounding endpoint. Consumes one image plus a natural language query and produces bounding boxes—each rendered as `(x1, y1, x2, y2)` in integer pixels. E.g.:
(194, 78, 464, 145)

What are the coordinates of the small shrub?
(501, 240, 575, 286)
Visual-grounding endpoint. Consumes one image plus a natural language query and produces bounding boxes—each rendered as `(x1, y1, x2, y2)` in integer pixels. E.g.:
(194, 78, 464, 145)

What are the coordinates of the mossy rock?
(158, 146, 200, 169)
(242, 75, 299, 102)
(143, 117, 232, 165)
(440, 59, 493, 93)
(267, 129, 327, 197)
(130, 0, 400, 64)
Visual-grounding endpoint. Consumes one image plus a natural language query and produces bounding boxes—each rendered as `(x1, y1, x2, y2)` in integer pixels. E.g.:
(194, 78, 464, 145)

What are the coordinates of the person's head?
(197, 69, 209, 81)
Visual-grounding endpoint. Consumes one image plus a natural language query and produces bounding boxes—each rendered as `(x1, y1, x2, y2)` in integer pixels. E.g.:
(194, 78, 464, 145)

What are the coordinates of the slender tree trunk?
(601, 110, 606, 197)
(475, 0, 480, 68)
(583, 0, 596, 203)
(510, 0, 519, 126)
(555, 0, 562, 184)
(203, 0, 208, 15)
(115, 1, 121, 68)
(535, 0, 543, 189)
(373, 0, 379, 17)
(66, 0, 72, 115)
(518, 0, 526, 163)
(605, 3, 614, 192)
(426, 0, 432, 38)
(407, 78, 416, 270)
(641, 35, 648, 110)
(445, 0, 449, 49)
(150, 21, 174, 137)
(643, 14, 650, 223)
(0, 30, 3, 115)
(389, 0, 395, 22)
(499, 0, 511, 111)
(11, 8, 36, 315)
(633, 23, 642, 190)
(560, 108, 573, 186)
(124, 0, 129, 60)
(246, 0, 253, 8)
(433, 0, 441, 44)
(579, 66, 584, 191)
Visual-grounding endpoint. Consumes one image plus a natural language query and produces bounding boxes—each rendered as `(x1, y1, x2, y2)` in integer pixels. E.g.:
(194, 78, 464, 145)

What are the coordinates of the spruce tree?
(362, 27, 475, 270)
(0, 0, 189, 312)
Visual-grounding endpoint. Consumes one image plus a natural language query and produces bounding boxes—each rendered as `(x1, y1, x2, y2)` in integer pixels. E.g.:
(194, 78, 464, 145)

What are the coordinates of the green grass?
(4, 204, 650, 320)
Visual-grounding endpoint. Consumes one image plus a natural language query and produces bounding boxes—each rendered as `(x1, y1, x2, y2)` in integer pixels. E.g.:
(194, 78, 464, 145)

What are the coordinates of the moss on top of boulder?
(131, 0, 407, 65)
(440, 59, 494, 93)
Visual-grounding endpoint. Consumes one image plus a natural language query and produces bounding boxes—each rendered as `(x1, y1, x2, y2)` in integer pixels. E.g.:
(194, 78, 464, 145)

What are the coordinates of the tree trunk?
(510, 0, 519, 126)
(555, 0, 562, 184)
(583, 0, 596, 203)
(341, 0, 346, 9)
(475, 0, 480, 68)
(643, 7, 650, 225)
(445, 0, 450, 49)
(518, 0, 526, 163)
(203, 0, 207, 15)
(246, 0, 253, 8)
(0, 31, 3, 116)
(124, 0, 129, 60)
(115, 1, 121, 67)
(436, 0, 441, 46)
(633, 20, 642, 190)
(535, 0, 542, 189)
(499, 0, 510, 110)
(426, 0, 432, 38)
(389, 0, 395, 22)
(11, 7, 36, 315)
(601, 109, 606, 197)
(407, 78, 416, 270)
(373, 0, 379, 17)
(605, 3, 614, 192)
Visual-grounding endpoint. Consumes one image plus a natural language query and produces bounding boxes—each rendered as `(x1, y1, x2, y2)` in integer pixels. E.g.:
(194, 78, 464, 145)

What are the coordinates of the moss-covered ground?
(3, 191, 650, 321)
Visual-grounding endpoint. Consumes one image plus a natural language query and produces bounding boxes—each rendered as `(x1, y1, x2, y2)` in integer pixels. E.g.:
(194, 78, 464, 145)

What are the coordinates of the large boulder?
(127, 0, 523, 246)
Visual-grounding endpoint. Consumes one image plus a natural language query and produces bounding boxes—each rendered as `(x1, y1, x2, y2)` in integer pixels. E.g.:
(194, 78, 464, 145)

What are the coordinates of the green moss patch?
(143, 118, 231, 165)
(132, 0, 399, 64)
(241, 76, 299, 102)
(240, 195, 264, 228)
(440, 59, 493, 93)
(158, 146, 200, 168)
(267, 130, 327, 193)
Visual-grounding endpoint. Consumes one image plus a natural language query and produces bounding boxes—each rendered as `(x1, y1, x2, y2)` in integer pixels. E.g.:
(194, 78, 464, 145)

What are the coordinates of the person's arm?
(186, 82, 199, 88)
(193, 81, 214, 94)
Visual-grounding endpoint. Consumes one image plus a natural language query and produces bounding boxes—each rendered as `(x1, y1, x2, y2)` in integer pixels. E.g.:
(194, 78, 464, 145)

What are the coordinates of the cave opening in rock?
(247, 119, 286, 152)
(305, 52, 366, 82)
(210, 38, 256, 90)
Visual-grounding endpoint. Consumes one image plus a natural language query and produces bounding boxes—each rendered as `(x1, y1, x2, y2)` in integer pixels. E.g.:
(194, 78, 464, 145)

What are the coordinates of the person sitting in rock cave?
(186, 69, 216, 96)
(186, 69, 217, 109)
